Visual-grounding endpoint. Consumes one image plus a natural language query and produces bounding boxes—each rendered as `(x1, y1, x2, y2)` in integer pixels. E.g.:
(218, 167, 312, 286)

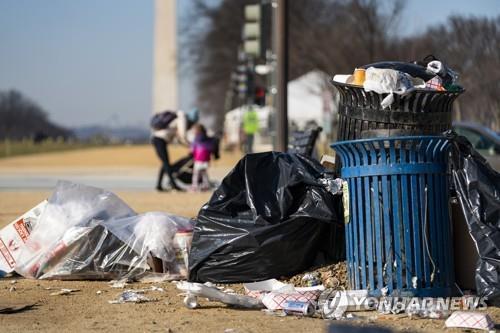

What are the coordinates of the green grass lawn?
(0, 139, 103, 158)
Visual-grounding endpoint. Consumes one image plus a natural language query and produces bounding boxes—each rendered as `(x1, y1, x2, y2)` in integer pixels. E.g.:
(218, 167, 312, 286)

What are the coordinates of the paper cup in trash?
(353, 68, 366, 86)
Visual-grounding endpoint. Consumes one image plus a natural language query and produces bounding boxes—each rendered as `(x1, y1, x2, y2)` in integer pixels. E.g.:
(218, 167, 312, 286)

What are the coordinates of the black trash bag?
(188, 152, 344, 283)
(448, 132, 500, 300)
(361, 61, 434, 81)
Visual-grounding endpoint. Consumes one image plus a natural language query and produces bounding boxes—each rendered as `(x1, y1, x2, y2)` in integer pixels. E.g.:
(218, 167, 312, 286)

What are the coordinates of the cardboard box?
(0, 201, 47, 274)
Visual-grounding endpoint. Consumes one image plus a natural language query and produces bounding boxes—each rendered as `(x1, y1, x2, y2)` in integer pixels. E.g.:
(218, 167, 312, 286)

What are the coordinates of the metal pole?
(275, 0, 288, 151)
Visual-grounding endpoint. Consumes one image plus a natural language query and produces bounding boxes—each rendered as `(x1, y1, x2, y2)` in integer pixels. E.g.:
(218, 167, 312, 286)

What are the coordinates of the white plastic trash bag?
(14, 181, 193, 281)
(103, 212, 193, 276)
(363, 67, 425, 109)
(15, 181, 136, 279)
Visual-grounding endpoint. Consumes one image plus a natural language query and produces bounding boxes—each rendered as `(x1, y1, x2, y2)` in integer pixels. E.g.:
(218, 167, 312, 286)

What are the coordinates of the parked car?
(453, 122, 500, 171)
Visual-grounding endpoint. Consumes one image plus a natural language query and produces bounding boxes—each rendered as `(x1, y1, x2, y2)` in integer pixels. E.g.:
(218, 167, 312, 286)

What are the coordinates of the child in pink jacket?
(190, 124, 214, 191)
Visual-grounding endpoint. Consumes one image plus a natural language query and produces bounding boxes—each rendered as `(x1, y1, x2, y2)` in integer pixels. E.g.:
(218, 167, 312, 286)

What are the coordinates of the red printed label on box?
(0, 238, 16, 268)
(14, 219, 30, 242)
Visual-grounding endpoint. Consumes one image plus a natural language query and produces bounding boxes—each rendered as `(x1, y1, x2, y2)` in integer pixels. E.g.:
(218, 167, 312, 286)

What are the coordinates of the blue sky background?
(0, 0, 499, 128)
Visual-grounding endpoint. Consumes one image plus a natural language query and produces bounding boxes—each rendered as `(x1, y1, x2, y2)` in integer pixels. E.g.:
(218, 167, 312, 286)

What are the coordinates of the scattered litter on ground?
(108, 290, 156, 304)
(9, 286, 16, 292)
(177, 281, 263, 309)
(49, 288, 80, 296)
(0, 201, 47, 275)
(445, 311, 494, 331)
(109, 279, 129, 289)
(282, 300, 316, 317)
(96, 290, 102, 295)
(262, 309, 287, 317)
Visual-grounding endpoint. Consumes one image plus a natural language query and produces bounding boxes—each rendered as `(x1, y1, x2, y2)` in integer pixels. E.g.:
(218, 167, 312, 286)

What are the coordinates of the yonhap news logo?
(319, 290, 487, 318)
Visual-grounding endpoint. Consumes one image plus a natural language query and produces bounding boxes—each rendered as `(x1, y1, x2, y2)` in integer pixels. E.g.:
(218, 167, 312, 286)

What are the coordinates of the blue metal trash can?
(332, 136, 454, 297)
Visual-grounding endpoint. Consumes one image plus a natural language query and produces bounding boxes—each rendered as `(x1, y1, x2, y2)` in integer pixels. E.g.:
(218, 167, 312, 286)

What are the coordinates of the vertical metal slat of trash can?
(409, 142, 422, 289)
(431, 139, 444, 287)
(346, 144, 361, 290)
(399, 142, 413, 290)
(440, 141, 454, 287)
(361, 143, 375, 290)
(425, 139, 438, 288)
(389, 140, 403, 291)
(379, 143, 394, 292)
(417, 139, 431, 288)
(352, 143, 367, 289)
(368, 141, 384, 290)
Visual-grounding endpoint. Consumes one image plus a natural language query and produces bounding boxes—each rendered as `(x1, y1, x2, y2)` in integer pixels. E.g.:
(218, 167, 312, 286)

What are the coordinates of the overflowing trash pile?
(0, 181, 194, 282)
(1, 54, 499, 330)
(333, 56, 462, 109)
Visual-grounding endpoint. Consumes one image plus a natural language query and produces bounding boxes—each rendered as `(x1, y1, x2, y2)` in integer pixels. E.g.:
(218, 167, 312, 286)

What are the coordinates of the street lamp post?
(275, 0, 288, 152)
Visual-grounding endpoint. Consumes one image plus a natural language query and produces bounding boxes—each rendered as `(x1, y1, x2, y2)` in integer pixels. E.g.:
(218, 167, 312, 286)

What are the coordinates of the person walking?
(151, 109, 199, 191)
(242, 106, 259, 154)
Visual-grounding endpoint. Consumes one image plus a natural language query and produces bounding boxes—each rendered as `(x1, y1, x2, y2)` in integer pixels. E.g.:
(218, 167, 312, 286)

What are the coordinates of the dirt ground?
(0, 146, 498, 332)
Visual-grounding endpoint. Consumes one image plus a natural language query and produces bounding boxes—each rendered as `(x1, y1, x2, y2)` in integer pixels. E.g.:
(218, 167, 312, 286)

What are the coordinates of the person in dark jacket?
(151, 109, 199, 191)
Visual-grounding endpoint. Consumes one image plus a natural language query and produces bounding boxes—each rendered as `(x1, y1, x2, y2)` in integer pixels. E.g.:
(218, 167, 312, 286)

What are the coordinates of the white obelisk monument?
(153, 0, 177, 113)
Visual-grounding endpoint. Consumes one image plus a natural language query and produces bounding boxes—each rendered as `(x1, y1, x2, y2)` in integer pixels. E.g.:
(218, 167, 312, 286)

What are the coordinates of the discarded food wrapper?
(109, 290, 155, 304)
(425, 76, 445, 91)
(244, 279, 295, 299)
(260, 285, 325, 311)
(177, 281, 263, 309)
(445, 311, 494, 331)
(0, 200, 47, 274)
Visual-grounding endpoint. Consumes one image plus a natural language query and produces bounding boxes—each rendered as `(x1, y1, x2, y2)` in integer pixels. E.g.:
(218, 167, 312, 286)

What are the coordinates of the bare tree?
(398, 16, 500, 130)
(0, 90, 71, 140)
(183, 0, 405, 130)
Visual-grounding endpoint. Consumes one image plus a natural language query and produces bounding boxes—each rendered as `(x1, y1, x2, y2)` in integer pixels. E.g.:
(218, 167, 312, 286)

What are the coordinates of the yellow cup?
(353, 68, 366, 86)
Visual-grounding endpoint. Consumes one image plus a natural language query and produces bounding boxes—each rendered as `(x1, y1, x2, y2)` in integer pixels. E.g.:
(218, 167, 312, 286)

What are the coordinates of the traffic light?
(233, 64, 248, 99)
(254, 86, 266, 106)
(231, 63, 255, 104)
(243, 4, 261, 57)
(243, 4, 271, 59)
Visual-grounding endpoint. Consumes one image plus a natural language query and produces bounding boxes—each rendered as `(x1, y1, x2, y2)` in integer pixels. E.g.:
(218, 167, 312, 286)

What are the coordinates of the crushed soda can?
(282, 300, 315, 317)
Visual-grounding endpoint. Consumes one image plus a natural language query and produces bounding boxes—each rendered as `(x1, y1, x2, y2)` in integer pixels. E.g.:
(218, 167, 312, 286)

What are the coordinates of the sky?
(0, 0, 499, 129)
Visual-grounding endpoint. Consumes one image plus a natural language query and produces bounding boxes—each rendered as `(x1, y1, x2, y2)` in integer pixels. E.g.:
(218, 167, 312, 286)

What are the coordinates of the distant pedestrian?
(151, 109, 199, 191)
(190, 124, 213, 191)
(242, 106, 259, 154)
